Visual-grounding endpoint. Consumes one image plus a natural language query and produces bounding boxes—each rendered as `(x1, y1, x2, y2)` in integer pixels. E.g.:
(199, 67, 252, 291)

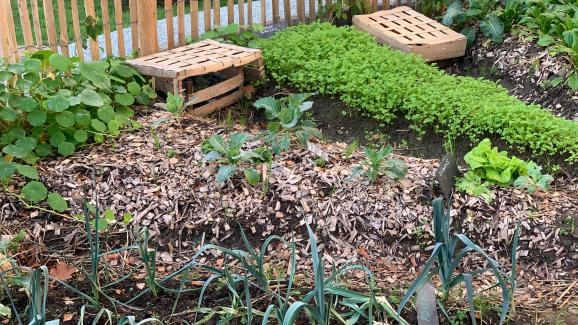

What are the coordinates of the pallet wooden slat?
(114, 0, 126, 57)
(165, 0, 175, 49)
(85, 0, 100, 60)
(138, 0, 159, 56)
(213, 0, 221, 27)
(283, 0, 291, 25)
(352, 7, 466, 61)
(203, 0, 211, 31)
(177, 0, 186, 46)
(71, 0, 84, 59)
(42, 0, 58, 51)
(129, 0, 139, 54)
(101, 0, 113, 56)
(191, 0, 199, 40)
(56, 0, 70, 56)
(239, 0, 245, 26)
(227, 0, 234, 24)
(272, 0, 279, 23)
(17, 0, 35, 51)
(247, 0, 252, 25)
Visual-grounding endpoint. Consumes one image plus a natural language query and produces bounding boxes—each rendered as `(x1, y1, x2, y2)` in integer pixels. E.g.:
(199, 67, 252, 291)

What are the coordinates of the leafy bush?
(0, 51, 155, 209)
(199, 23, 263, 48)
(258, 23, 578, 162)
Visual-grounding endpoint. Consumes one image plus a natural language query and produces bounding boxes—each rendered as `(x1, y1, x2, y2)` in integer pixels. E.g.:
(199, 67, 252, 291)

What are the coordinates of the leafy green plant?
(253, 93, 322, 155)
(200, 23, 264, 48)
(319, 0, 370, 25)
(457, 139, 554, 200)
(0, 51, 154, 211)
(398, 198, 519, 325)
(259, 23, 578, 162)
(202, 132, 271, 184)
(349, 146, 407, 183)
(156, 92, 185, 117)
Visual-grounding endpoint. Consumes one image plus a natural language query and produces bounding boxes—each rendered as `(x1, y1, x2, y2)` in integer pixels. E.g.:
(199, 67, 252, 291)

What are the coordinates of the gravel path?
(69, 0, 320, 60)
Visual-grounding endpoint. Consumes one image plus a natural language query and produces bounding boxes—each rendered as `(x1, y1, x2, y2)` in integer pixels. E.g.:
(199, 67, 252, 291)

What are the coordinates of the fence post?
(138, 0, 159, 56)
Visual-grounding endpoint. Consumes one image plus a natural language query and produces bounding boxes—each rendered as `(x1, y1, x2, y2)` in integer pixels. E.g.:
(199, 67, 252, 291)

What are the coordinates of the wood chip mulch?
(1, 111, 577, 313)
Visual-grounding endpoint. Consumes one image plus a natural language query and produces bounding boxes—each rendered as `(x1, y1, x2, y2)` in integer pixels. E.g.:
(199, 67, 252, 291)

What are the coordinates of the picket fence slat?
(101, 0, 113, 56)
(166, 0, 175, 49)
(191, 0, 199, 40)
(17, 0, 35, 51)
(71, 0, 84, 59)
(114, 0, 126, 57)
(130, 0, 139, 55)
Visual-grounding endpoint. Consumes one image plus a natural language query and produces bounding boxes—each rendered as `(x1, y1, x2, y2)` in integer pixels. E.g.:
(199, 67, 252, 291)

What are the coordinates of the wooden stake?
(272, 0, 279, 24)
(191, 0, 199, 40)
(114, 0, 126, 57)
(17, 0, 35, 51)
(213, 0, 220, 27)
(227, 0, 233, 24)
(261, 0, 266, 25)
(239, 0, 245, 26)
(43, 0, 58, 51)
(138, 0, 159, 56)
(247, 0, 252, 25)
(283, 0, 291, 25)
(85, 0, 100, 60)
(30, 0, 43, 48)
(177, 0, 185, 46)
(129, 0, 139, 55)
(71, 0, 84, 59)
(165, 0, 174, 48)
(203, 0, 211, 31)
(309, 0, 314, 21)
(101, 0, 113, 56)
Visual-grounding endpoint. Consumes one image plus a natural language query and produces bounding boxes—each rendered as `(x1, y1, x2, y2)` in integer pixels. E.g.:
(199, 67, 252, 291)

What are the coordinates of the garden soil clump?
(1, 110, 577, 319)
(445, 34, 578, 121)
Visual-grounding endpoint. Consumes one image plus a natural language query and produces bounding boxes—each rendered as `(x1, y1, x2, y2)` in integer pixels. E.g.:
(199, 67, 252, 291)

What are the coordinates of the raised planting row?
(258, 22, 578, 162)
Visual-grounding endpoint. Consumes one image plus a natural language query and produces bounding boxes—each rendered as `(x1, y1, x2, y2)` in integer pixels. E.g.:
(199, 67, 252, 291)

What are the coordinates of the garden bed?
(1, 107, 577, 323)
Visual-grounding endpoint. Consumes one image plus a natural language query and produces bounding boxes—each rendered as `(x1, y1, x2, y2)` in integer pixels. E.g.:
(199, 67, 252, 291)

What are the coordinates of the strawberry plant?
(0, 51, 156, 212)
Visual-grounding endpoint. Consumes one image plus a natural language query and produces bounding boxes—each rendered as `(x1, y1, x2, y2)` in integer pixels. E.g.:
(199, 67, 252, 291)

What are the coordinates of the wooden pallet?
(352, 6, 467, 61)
(126, 40, 264, 115)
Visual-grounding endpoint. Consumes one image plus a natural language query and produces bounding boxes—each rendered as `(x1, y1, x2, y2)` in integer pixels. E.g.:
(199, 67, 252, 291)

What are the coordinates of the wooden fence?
(0, 0, 421, 63)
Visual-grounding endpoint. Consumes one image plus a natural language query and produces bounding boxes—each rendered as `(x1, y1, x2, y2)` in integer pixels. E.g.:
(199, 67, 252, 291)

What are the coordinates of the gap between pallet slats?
(165, 0, 175, 49)
(101, 0, 113, 56)
(114, 0, 126, 57)
(130, 0, 139, 55)
(177, 0, 186, 46)
(71, 0, 84, 59)
(17, 0, 34, 51)
(191, 0, 199, 40)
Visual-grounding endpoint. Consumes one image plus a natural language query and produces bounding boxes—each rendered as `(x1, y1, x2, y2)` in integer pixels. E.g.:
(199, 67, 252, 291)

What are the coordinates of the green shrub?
(258, 23, 578, 162)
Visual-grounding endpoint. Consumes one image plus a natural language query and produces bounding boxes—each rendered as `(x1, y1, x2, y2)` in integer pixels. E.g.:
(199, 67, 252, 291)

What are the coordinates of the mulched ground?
(1, 106, 577, 323)
(444, 34, 578, 121)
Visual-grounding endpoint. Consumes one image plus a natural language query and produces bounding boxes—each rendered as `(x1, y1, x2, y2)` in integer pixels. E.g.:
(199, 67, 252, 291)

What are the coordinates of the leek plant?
(398, 198, 520, 324)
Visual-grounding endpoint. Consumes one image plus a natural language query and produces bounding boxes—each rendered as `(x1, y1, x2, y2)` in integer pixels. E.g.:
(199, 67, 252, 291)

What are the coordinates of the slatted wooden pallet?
(352, 6, 467, 61)
(126, 40, 264, 115)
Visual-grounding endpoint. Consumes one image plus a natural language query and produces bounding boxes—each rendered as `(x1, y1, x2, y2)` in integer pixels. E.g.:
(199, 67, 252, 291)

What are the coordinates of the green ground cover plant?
(258, 23, 578, 162)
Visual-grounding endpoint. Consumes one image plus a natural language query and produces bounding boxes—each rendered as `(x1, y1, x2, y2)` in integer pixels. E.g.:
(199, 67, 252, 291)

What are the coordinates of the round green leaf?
(55, 111, 75, 128)
(9, 96, 38, 112)
(127, 81, 141, 96)
(57, 142, 75, 156)
(108, 119, 121, 135)
(80, 88, 104, 107)
(16, 164, 39, 180)
(115, 93, 134, 106)
(47, 94, 70, 112)
(0, 161, 16, 180)
(35, 143, 53, 157)
(94, 134, 104, 143)
(97, 106, 115, 122)
(27, 110, 47, 126)
(74, 130, 88, 143)
(0, 107, 19, 122)
(21, 181, 48, 203)
(74, 109, 91, 126)
(49, 54, 70, 71)
(91, 119, 107, 132)
(47, 193, 68, 212)
(49, 131, 66, 147)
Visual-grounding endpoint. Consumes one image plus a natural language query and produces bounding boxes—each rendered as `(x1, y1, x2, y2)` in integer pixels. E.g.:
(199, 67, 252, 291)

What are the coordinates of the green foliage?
(349, 145, 407, 182)
(259, 23, 578, 162)
(398, 198, 519, 325)
(161, 92, 185, 116)
(253, 93, 322, 155)
(319, 0, 370, 23)
(0, 51, 154, 208)
(202, 133, 271, 184)
(457, 139, 554, 201)
(200, 23, 264, 48)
